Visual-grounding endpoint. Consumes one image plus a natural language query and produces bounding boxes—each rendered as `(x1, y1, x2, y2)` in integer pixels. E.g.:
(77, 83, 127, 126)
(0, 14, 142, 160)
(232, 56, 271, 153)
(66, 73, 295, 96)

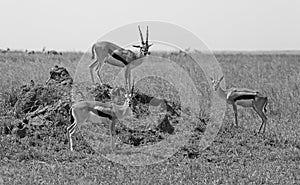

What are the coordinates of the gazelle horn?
(146, 26, 149, 45)
(219, 75, 224, 82)
(138, 25, 145, 45)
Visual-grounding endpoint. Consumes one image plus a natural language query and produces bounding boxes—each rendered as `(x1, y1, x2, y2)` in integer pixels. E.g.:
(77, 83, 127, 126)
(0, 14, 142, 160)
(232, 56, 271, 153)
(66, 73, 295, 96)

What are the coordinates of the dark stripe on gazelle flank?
(86, 107, 113, 119)
(233, 94, 256, 101)
(96, 110, 113, 119)
(70, 110, 74, 123)
(112, 53, 129, 65)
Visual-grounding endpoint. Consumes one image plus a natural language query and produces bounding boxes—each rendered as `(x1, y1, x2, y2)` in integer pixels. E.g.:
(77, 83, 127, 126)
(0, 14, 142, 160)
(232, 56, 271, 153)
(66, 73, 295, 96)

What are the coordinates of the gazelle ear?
(146, 26, 149, 44)
(132, 45, 141, 48)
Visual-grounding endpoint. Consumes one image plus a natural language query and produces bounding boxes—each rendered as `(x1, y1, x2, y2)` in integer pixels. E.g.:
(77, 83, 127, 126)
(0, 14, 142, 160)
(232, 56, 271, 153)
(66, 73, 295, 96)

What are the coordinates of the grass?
(0, 51, 299, 184)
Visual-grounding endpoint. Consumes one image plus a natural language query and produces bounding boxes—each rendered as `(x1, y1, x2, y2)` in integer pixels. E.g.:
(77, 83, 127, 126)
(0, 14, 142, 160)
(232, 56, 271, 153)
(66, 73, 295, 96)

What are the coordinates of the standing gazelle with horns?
(89, 25, 152, 90)
(211, 76, 268, 133)
(67, 87, 133, 152)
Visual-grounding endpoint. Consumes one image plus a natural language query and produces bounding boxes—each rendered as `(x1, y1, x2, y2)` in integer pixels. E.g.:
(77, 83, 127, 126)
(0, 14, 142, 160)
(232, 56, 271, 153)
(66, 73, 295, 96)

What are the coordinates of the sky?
(0, 0, 299, 51)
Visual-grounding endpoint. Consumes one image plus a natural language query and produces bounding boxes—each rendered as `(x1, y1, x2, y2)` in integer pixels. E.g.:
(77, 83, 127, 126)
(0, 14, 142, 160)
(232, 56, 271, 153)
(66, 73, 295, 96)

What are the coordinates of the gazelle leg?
(257, 121, 264, 134)
(96, 61, 104, 85)
(94, 54, 124, 85)
(125, 66, 131, 92)
(109, 118, 117, 153)
(89, 59, 100, 84)
(253, 104, 267, 134)
(261, 101, 268, 133)
(69, 133, 73, 151)
(263, 120, 267, 133)
(104, 55, 127, 89)
(90, 42, 121, 84)
(125, 59, 144, 92)
(232, 103, 238, 127)
(67, 121, 77, 151)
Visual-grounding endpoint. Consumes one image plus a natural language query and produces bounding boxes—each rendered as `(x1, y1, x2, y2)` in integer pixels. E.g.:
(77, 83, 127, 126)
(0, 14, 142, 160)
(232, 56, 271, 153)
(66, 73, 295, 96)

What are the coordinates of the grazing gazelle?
(0, 48, 10, 54)
(42, 47, 47, 54)
(211, 76, 268, 133)
(42, 47, 62, 55)
(67, 87, 133, 152)
(25, 49, 35, 55)
(89, 25, 152, 90)
(48, 50, 62, 55)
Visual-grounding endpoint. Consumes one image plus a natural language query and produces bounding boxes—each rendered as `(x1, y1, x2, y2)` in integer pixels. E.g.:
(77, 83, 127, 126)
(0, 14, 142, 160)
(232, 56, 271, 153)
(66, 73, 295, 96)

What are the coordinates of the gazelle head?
(110, 87, 126, 104)
(210, 75, 224, 91)
(110, 84, 133, 106)
(124, 78, 136, 107)
(132, 25, 152, 56)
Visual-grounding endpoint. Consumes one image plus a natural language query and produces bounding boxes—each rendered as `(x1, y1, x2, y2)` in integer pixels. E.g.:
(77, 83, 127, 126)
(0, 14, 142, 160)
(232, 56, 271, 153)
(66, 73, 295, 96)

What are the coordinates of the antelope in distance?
(25, 49, 35, 55)
(42, 47, 62, 55)
(89, 25, 152, 90)
(48, 50, 62, 55)
(211, 76, 268, 133)
(67, 87, 133, 152)
(42, 47, 47, 54)
(0, 48, 10, 54)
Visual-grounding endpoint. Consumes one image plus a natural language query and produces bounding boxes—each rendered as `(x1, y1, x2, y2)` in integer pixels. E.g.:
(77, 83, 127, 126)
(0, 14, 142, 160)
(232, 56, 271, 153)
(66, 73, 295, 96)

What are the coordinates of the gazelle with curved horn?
(67, 87, 133, 152)
(211, 75, 268, 133)
(89, 25, 152, 90)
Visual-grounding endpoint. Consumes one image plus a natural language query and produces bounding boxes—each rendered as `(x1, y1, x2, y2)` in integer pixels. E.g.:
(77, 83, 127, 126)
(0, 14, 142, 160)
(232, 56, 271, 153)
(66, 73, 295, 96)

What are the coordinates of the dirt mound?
(46, 65, 73, 86)
(5, 66, 72, 142)
(1, 65, 196, 153)
(14, 66, 72, 119)
(89, 83, 112, 102)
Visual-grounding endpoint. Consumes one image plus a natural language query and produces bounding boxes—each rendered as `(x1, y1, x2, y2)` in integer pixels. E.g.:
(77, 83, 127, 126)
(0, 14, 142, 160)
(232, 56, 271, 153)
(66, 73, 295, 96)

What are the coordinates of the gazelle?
(0, 48, 10, 54)
(42, 47, 62, 55)
(48, 50, 62, 55)
(42, 47, 47, 54)
(25, 49, 35, 55)
(211, 76, 268, 133)
(67, 87, 133, 152)
(89, 25, 152, 90)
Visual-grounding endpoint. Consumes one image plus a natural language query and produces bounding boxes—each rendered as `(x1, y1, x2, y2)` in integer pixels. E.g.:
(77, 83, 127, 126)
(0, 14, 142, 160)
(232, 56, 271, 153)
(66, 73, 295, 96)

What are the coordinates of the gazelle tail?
(263, 97, 268, 113)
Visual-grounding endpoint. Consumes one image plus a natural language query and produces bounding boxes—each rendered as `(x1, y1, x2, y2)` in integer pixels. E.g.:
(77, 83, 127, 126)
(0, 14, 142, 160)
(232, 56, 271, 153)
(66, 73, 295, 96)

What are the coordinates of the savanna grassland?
(0, 50, 299, 184)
